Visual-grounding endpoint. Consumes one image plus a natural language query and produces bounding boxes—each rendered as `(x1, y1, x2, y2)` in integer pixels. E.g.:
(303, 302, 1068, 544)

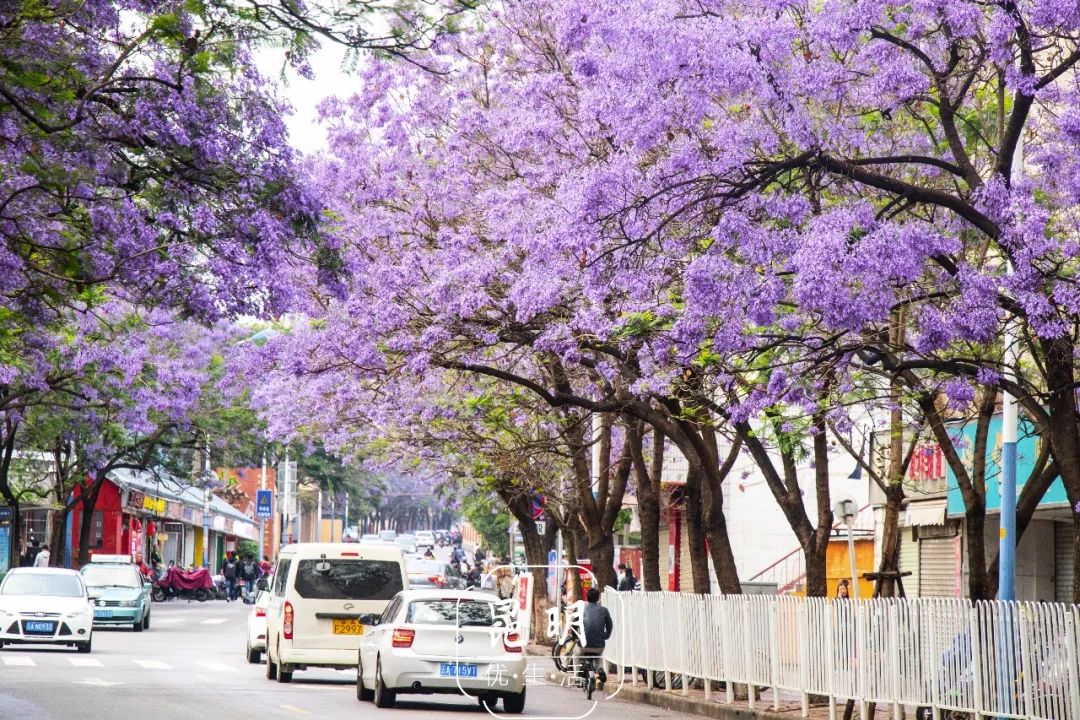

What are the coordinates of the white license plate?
(439, 662, 478, 677)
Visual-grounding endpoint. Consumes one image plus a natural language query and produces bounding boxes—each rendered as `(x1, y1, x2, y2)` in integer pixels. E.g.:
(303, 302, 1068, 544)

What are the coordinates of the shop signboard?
(0, 506, 12, 575)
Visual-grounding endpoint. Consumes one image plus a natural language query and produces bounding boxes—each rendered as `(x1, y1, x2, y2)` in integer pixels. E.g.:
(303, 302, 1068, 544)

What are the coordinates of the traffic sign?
(534, 520, 546, 536)
(255, 489, 273, 519)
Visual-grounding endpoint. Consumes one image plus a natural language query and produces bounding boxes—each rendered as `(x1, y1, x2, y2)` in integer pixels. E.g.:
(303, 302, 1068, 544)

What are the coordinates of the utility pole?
(999, 95, 1025, 603)
(316, 487, 323, 542)
(259, 449, 267, 561)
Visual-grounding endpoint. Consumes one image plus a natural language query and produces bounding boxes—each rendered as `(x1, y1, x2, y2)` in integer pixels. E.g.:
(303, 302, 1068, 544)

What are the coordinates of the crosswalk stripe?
(133, 659, 170, 670)
(2, 656, 34, 666)
(199, 618, 227, 625)
(197, 662, 237, 673)
(69, 658, 103, 667)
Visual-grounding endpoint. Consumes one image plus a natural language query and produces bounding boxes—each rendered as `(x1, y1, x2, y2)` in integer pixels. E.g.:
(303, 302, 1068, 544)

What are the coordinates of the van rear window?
(293, 559, 403, 600)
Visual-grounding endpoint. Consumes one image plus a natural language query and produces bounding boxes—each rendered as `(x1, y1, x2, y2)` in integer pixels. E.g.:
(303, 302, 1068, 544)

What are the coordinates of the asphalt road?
(0, 595, 688, 720)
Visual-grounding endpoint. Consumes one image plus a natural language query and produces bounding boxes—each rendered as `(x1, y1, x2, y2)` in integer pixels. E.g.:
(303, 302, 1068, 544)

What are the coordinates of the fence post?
(1017, 603, 1034, 720)
(969, 601, 985, 719)
(826, 599, 837, 720)
(1066, 607, 1080, 720)
(799, 600, 809, 718)
(857, 599, 867, 720)
(766, 597, 778, 711)
(744, 598, 755, 710)
(701, 597, 711, 701)
(723, 597, 734, 704)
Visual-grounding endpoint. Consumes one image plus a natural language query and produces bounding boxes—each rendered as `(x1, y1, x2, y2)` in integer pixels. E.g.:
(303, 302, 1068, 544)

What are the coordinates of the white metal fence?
(600, 591, 1080, 720)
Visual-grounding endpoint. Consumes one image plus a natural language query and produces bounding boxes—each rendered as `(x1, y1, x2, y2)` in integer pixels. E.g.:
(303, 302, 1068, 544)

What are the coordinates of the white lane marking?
(74, 678, 122, 687)
(133, 659, 170, 670)
(156, 618, 183, 624)
(197, 662, 237, 673)
(69, 657, 103, 667)
(199, 618, 227, 625)
(2, 656, 34, 666)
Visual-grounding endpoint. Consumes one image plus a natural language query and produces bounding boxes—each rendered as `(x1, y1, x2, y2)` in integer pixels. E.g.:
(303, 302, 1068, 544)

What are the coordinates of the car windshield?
(406, 560, 445, 575)
(81, 566, 141, 588)
(293, 559, 403, 600)
(406, 599, 495, 626)
(2, 573, 83, 598)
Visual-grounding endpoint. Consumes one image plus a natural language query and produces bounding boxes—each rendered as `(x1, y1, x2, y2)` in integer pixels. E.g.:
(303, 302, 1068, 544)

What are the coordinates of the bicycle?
(551, 625, 579, 672)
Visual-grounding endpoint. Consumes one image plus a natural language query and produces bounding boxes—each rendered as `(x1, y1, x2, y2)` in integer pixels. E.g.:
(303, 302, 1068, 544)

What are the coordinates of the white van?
(265, 543, 408, 683)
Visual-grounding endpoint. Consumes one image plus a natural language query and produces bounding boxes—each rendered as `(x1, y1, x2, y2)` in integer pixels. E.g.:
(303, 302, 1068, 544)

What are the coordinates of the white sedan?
(245, 585, 272, 663)
(356, 589, 527, 712)
(0, 567, 94, 653)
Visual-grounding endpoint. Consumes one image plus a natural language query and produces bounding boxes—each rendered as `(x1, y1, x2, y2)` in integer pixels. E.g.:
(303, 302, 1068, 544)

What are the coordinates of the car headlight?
(119, 599, 138, 607)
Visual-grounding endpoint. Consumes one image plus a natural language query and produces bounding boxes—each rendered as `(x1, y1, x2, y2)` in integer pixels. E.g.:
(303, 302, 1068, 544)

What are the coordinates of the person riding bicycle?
(576, 587, 613, 690)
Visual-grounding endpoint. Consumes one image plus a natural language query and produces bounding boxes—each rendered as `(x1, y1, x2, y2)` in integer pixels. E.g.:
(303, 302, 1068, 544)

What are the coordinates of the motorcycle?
(151, 566, 214, 602)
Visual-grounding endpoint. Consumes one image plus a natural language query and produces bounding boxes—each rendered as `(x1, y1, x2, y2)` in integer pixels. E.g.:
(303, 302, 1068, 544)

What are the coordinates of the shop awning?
(905, 500, 947, 527)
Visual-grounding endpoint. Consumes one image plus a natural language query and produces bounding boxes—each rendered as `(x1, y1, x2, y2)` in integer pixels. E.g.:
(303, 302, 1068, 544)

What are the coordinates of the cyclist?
(576, 586, 613, 691)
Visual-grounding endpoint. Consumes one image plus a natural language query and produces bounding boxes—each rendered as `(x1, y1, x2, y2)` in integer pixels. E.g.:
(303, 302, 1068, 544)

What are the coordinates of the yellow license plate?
(332, 618, 364, 635)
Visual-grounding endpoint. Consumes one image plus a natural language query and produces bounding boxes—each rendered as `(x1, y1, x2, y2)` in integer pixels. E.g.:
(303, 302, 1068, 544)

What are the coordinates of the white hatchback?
(356, 589, 527, 712)
(0, 568, 94, 653)
(245, 586, 271, 663)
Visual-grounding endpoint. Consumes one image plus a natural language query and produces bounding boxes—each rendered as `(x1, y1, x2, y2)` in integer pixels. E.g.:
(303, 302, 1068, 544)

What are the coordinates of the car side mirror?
(358, 613, 381, 626)
(87, 594, 100, 603)
(256, 578, 269, 591)
(144, 581, 152, 589)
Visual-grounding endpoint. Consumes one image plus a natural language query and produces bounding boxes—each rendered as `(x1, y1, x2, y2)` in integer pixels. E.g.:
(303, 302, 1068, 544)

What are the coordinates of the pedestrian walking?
(33, 546, 51, 567)
(222, 553, 239, 602)
(616, 563, 636, 591)
(239, 554, 260, 598)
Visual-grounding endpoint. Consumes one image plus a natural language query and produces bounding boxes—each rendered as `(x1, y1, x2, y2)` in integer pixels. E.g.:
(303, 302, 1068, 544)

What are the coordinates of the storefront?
(70, 468, 257, 569)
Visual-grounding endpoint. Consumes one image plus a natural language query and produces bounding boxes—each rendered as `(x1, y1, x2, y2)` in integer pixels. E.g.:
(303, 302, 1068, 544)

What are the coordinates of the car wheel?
(373, 658, 395, 708)
(142, 612, 150, 630)
(277, 658, 293, 683)
(246, 643, 261, 664)
(479, 695, 499, 711)
(133, 617, 144, 632)
(356, 657, 375, 702)
(77, 636, 92, 654)
(265, 644, 278, 680)
(503, 688, 526, 714)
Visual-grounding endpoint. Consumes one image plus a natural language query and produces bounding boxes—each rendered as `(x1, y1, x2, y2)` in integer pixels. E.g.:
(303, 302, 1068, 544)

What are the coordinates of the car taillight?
(392, 628, 415, 648)
(255, 607, 266, 617)
(429, 575, 446, 587)
(283, 601, 294, 640)
(504, 631, 522, 653)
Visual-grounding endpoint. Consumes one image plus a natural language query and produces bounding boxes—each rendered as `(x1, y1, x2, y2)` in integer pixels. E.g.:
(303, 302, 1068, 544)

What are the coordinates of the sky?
(257, 42, 355, 155)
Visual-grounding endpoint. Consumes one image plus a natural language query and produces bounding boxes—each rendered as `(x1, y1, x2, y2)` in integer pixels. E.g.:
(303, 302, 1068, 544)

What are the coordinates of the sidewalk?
(525, 643, 900, 720)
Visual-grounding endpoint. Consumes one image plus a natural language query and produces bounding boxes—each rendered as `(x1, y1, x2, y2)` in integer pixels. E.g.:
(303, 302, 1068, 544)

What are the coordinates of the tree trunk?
(875, 485, 904, 598)
(684, 467, 711, 594)
(1040, 338, 1080, 602)
(626, 420, 663, 591)
(48, 508, 68, 567)
(562, 524, 582, 601)
(0, 418, 20, 570)
(76, 477, 105, 568)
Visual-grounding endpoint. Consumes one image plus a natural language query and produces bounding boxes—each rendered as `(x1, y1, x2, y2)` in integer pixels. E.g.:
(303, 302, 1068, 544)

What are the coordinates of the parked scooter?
(151, 566, 214, 602)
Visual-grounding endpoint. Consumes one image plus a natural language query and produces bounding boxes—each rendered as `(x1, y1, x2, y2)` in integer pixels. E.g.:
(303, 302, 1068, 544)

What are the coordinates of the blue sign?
(255, 490, 273, 520)
(0, 506, 12, 575)
(946, 415, 1069, 516)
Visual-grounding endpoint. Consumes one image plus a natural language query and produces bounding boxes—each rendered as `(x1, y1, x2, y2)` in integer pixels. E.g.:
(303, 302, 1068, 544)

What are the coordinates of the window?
(293, 559, 403, 601)
(380, 596, 402, 625)
(406, 600, 495, 626)
(272, 559, 291, 596)
(90, 511, 104, 549)
(80, 566, 141, 589)
(2, 572, 84, 598)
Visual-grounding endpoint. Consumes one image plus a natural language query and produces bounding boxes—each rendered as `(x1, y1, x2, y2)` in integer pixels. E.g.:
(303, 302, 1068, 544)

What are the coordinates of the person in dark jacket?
(238, 554, 262, 597)
(221, 553, 239, 602)
(617, 563, 636, 591)
(577, 587, 613, 688)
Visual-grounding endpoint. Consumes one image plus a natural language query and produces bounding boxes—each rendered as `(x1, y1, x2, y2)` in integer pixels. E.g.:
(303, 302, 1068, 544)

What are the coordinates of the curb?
(529, 654, 812, 720)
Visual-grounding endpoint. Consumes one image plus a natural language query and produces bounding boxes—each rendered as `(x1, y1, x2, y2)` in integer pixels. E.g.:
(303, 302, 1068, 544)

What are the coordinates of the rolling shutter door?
(898, 527, 920, 597)
(1055, 522, 1076, 603)
(679, 511, 694, 592)
(919, 536, 957, 597)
